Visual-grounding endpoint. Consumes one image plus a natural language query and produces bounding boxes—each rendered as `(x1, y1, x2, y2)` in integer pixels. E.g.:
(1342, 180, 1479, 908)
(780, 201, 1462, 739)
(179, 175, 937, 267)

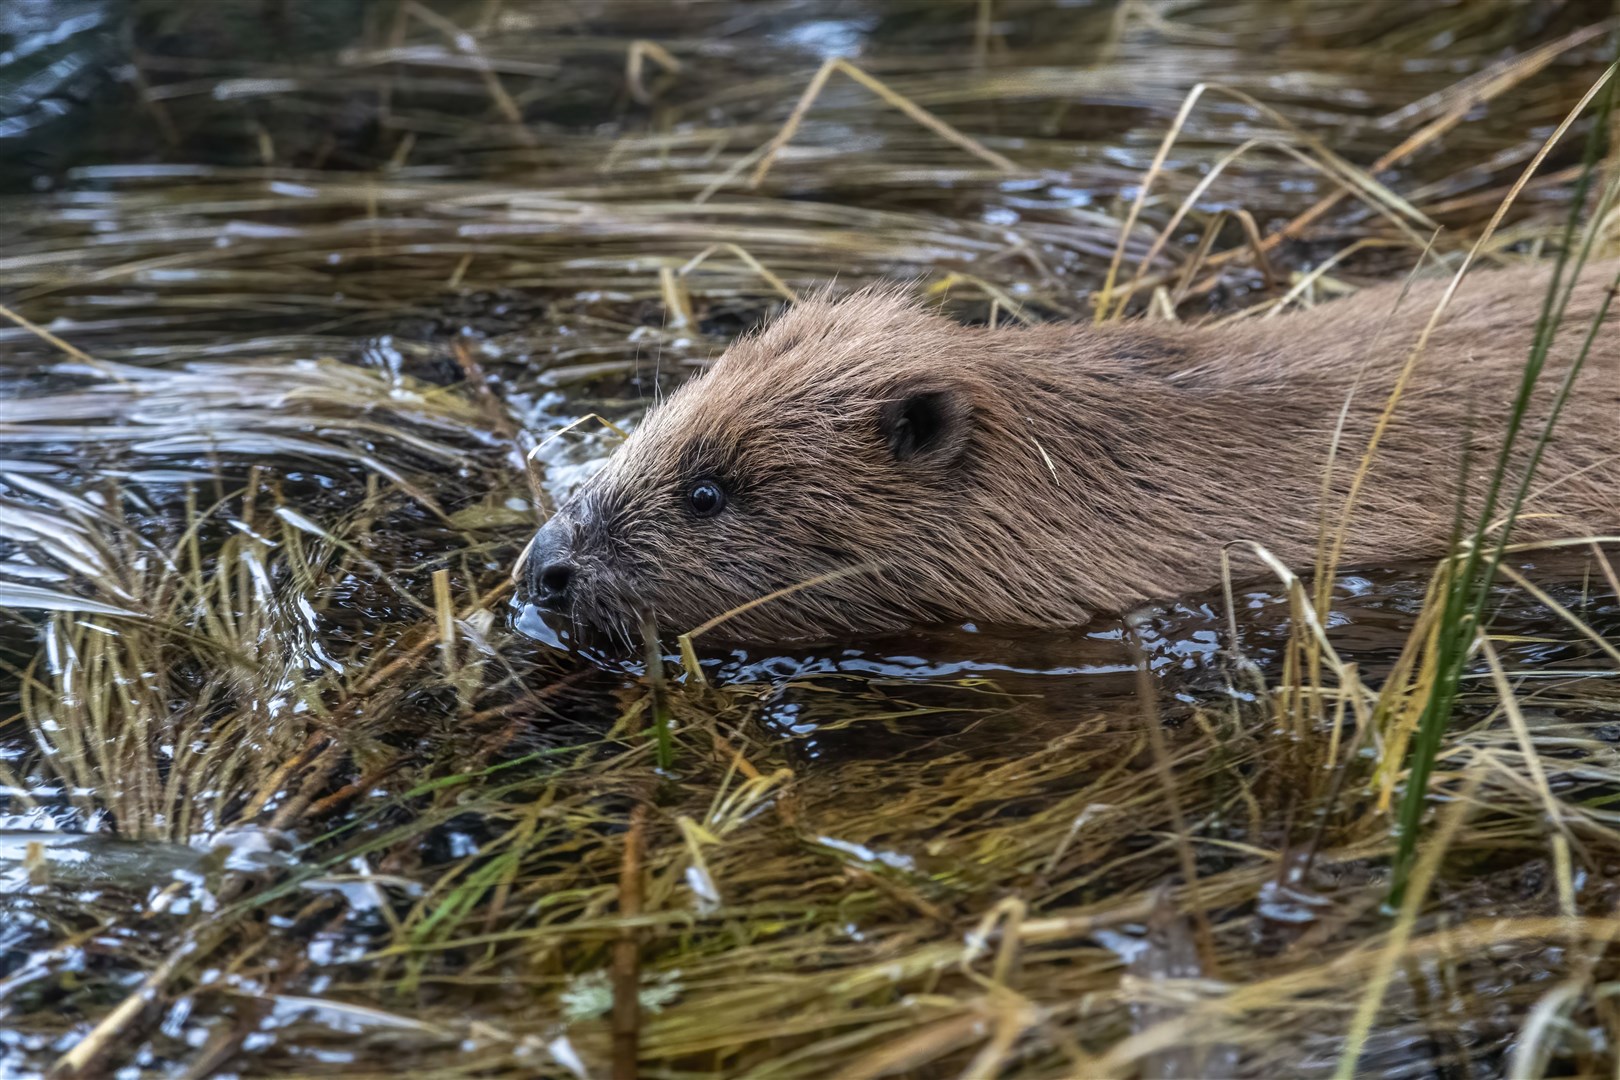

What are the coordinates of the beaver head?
(514, 289, 1056, 646)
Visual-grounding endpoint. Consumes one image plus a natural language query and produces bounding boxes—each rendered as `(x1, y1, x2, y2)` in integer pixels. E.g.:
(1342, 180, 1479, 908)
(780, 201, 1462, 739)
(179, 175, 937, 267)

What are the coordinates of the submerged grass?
(1, 1, 1619, 1077)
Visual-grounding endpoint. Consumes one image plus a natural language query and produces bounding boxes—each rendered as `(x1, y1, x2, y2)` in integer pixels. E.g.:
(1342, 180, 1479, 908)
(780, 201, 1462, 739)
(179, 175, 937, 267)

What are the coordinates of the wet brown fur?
(529, 260, 1620, 643)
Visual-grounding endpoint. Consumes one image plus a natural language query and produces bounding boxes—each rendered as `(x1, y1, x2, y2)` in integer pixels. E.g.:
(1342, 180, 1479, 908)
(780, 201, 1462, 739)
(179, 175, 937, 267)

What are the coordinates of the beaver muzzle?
(514, 508, 650, 652)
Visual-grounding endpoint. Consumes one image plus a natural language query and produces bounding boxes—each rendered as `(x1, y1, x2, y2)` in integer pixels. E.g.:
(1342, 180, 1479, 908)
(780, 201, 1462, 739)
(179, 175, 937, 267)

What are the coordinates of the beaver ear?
(878, 385, 971, 466)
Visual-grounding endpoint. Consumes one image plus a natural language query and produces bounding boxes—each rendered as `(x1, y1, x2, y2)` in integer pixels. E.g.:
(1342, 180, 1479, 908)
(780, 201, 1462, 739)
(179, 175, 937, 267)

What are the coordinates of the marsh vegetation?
(1, 1, 1618, 1077)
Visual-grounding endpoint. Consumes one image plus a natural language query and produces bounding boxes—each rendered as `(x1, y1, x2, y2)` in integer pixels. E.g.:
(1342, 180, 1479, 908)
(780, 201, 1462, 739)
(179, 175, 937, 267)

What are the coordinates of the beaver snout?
(514, 504, 650, 650)
(519, 514, 576, 612)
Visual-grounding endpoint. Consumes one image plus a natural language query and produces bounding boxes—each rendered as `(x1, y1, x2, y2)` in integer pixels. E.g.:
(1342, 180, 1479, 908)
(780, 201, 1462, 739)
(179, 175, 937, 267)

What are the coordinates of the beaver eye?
(687, 479, 727, 518)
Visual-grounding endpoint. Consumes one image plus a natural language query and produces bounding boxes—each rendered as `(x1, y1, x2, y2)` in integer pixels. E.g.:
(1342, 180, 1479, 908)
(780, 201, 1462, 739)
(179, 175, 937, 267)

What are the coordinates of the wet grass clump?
(1, 1, 1619, 1076)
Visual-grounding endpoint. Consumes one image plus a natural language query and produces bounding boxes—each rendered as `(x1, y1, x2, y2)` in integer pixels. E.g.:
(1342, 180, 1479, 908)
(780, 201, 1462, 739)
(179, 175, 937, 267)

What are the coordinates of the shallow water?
(2, 1, 1619, 1077)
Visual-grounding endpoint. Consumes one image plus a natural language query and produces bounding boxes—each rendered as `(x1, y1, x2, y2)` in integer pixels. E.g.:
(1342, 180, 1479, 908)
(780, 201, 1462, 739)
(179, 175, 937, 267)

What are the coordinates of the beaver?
(516, 260, 1620, 645)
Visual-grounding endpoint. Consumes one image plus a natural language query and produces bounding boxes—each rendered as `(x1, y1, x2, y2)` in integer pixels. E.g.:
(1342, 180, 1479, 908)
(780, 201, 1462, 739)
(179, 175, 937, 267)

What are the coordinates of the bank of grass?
(1, 1, 1620, 1076)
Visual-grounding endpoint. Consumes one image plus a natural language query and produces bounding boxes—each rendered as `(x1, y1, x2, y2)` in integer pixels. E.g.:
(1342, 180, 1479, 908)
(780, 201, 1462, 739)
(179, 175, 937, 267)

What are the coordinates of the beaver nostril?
(537, 561, 574, 603)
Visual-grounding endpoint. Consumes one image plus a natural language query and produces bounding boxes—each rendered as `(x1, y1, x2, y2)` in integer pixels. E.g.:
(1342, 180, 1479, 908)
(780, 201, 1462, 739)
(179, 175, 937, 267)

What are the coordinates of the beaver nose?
(521, 515, 577, 611)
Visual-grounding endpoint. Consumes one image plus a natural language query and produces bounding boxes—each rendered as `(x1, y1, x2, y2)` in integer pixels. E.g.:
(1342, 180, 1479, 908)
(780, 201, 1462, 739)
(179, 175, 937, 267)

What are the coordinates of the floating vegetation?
(1, 1, 1618, 1077)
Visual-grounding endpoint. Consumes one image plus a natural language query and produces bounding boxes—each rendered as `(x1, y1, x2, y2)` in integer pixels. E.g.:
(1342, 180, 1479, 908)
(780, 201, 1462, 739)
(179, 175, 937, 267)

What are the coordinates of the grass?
(1384, 60, 1620, 908)
(1, 1, 1619, 1077)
